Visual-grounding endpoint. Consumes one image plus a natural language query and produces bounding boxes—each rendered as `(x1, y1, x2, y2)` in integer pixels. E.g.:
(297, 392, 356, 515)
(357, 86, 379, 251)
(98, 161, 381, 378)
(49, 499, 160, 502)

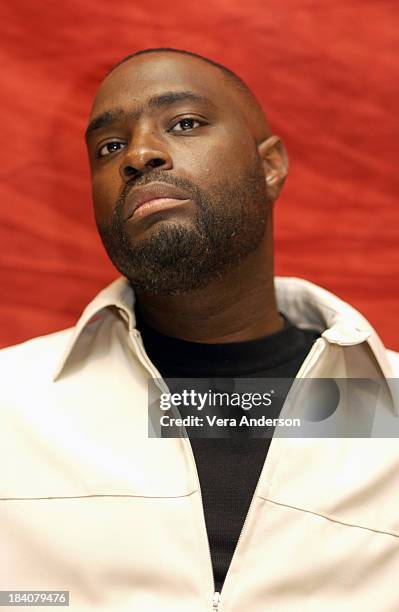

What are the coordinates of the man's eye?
(171, 118, 201, 132)
(98, 141, 126, 157)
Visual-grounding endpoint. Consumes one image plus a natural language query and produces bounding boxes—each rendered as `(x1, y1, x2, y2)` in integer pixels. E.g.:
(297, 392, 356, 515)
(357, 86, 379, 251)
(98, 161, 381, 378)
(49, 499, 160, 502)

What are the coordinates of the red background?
(1, 0, 398, 350)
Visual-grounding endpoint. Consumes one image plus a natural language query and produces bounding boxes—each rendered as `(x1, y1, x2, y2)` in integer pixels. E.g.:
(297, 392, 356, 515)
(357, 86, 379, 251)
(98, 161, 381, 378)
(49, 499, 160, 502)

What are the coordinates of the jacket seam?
(0, 491, 198, 501)
(261, 497, 399, 539)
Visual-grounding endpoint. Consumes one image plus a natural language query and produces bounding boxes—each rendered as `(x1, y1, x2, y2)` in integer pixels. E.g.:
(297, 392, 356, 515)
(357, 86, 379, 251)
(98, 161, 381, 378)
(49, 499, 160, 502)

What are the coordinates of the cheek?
(91, 168, 122, 225)
(185, 132, 256, 188)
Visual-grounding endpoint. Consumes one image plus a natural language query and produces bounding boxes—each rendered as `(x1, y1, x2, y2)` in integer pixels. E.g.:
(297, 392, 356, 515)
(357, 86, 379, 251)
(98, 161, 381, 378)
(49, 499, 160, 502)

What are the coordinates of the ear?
(257, 135, 289, 202)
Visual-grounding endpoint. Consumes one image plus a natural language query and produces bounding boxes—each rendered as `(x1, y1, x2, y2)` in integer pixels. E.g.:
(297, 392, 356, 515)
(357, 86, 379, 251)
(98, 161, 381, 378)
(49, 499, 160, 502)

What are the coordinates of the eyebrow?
(85, 90, 215, 140)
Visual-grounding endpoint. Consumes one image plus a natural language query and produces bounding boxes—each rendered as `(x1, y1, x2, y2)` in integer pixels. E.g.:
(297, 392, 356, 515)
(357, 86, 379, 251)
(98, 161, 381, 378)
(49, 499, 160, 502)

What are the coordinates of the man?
(1, 48, 398, 611)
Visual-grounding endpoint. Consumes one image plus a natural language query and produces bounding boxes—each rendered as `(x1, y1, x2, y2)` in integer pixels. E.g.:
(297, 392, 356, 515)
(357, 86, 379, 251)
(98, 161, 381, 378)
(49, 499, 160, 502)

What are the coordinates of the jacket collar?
(52, 275, 395, 384)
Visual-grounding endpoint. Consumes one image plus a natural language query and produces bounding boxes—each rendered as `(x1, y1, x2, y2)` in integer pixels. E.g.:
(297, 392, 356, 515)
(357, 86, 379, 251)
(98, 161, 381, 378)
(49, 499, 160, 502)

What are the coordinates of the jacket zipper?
(130, 329, 326, 611)
(130, 329, 219, 608)
(295, 337, 326, 378)
(129, 329, 171, 395)
(212, 591, 221, 610)
(206, 338, 328, 607)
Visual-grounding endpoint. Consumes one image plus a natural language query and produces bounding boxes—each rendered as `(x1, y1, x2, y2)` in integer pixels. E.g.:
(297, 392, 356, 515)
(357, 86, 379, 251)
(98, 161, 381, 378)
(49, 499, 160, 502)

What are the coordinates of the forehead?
(90, 53, 240, 119)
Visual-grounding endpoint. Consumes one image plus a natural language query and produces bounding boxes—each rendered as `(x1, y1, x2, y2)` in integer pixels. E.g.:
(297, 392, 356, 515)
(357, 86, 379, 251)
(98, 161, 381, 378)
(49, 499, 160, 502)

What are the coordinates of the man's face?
(86, 53, 271, 295)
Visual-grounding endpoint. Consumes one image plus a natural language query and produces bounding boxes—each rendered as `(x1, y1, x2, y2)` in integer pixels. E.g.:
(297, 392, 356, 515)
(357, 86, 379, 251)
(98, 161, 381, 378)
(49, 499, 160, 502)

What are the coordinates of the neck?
(133, 221, 282, 344)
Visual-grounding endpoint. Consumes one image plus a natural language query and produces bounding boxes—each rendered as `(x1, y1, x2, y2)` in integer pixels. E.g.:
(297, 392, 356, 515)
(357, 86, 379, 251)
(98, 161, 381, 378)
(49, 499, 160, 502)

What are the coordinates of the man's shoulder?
(0, 327, 74, 381)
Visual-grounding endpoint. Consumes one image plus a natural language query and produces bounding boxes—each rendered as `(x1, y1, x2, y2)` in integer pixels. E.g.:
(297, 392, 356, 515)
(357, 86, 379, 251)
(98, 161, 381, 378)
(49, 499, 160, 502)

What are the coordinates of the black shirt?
(135, 304, 320, 593)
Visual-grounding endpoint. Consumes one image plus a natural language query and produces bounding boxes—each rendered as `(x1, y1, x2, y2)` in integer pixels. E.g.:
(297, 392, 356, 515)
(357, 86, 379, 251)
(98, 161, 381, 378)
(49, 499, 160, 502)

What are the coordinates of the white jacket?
(1, 276, 399, 611)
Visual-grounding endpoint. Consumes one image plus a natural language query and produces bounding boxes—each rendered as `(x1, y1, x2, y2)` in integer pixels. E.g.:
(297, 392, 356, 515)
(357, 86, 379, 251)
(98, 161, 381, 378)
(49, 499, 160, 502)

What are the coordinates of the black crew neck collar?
(134, 303, 310, 376)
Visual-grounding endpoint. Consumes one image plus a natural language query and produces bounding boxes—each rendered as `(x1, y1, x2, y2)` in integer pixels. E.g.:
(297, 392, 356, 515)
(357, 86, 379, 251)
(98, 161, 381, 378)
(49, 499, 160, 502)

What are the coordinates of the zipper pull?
(212, 591, 221, 611)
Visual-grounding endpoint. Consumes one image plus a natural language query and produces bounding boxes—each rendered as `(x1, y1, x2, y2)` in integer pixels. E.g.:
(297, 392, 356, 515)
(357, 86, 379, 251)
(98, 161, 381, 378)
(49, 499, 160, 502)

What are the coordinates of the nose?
(120, 131, 173, 181)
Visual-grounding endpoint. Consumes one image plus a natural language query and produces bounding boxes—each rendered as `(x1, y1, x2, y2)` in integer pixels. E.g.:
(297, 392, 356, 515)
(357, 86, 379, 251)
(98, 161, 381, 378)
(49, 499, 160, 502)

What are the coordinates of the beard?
(96, 149, 271, 296)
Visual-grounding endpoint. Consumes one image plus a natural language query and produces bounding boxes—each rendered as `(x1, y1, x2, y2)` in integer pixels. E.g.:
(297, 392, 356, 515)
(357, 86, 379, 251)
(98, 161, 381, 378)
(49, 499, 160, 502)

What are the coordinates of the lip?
(125, 182, 192, 220)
